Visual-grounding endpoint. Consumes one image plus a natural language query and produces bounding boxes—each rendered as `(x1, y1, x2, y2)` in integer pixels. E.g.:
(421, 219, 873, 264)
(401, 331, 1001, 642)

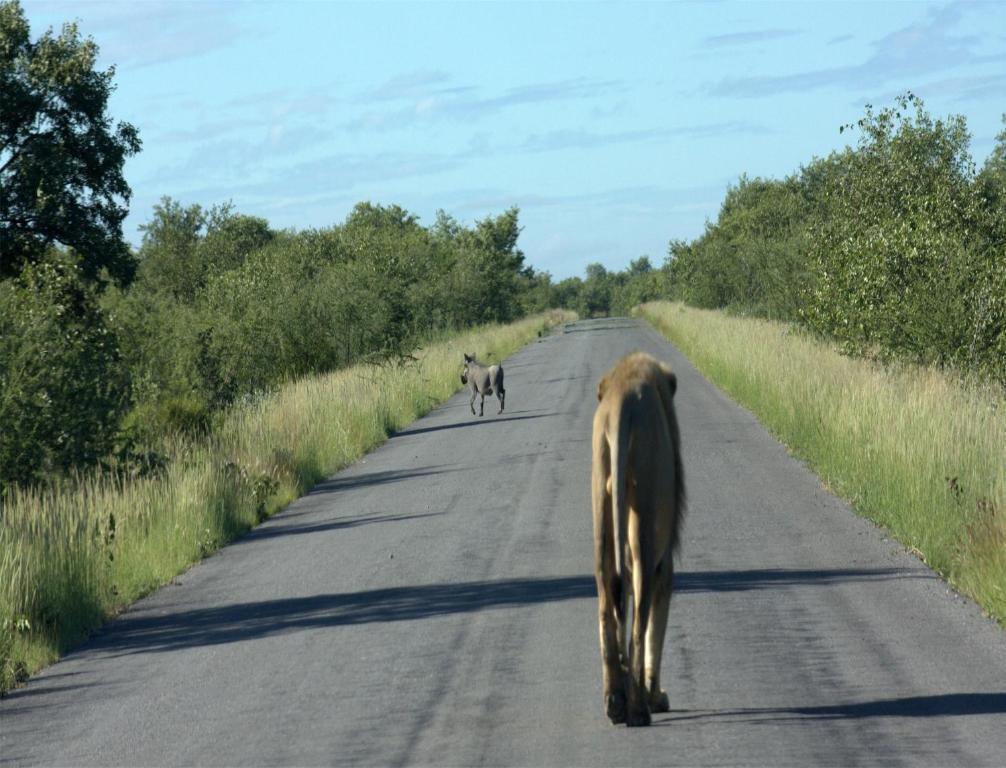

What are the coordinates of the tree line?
(1, 2, 561, 491)
(1, 187, 550, 490)
(555, 95, 1006, 392)
(665, 93, 1006, 386)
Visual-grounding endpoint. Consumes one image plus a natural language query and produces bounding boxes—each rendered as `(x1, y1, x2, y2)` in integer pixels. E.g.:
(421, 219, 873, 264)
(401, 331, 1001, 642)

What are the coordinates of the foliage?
(666, 93, 1006, 385)
(0, 252, 129, 490)
(551, 256, 669, 319)
(134, 198, 273, 301)
(577, 263, 613, 317)
(0, 4, 562, 499)
(95, 199, 543, 464)
(3, 179, 545, 491)
(0, 0, 140, 286)
(803, 94, 986, 369)
(666, 174, 814, 320)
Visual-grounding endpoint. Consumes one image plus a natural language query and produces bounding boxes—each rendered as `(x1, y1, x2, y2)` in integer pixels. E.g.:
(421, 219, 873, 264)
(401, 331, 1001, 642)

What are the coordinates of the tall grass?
(0, 310, 573, 692)
(640, 301, 1006, 624)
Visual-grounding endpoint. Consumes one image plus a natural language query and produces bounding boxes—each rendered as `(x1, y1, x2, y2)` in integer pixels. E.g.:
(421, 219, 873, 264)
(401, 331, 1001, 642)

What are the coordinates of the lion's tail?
(610, 404, 632, 587)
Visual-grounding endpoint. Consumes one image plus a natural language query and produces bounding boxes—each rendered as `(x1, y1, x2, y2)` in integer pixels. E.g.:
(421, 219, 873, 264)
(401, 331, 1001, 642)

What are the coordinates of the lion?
(461, 353, 505, 417)
(591, 351, 685, 727)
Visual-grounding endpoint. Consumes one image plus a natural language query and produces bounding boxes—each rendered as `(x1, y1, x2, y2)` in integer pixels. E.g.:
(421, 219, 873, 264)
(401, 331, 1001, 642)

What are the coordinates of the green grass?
(640, 301, 1006, 624)
(0, 310, 574, 693)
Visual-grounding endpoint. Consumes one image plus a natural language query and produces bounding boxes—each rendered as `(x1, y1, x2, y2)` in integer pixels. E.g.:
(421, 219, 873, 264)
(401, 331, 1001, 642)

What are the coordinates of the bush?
(666, 175, 813, 320)
(666, 94, 1006, 386)
(0, 253, 129, 489)
(803, 95, 982, 366)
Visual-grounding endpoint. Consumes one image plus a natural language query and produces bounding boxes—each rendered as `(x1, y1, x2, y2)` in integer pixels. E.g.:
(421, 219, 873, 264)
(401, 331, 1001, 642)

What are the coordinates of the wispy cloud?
(30, 1, 248, 68)
(708, 3, 1000, 97)
(863, 73, 1006, 108)
(346, 74, 623, 132)
(703, 28, 801, 48)
(519, 121, 773, 153)
(137, 83, 342, 154)
(361, 70, 455, 102)
(453, 184, 726, 216)
(154, 147, 461, 205)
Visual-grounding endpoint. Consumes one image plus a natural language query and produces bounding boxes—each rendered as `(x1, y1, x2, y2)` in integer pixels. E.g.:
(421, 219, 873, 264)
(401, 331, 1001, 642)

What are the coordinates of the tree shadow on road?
(236, 510, 446, 543)
(77, 575, 598, 658)
(674, 566, 927, 593)
(389, 411, 552, 438)
(303, 465, 460, 499)
(68, 567, 924, 660)
(660, 692, 1006, 724)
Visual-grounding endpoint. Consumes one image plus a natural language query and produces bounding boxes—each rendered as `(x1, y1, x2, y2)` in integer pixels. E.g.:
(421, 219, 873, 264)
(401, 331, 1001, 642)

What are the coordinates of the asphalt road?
(3, 318, 1006, 767)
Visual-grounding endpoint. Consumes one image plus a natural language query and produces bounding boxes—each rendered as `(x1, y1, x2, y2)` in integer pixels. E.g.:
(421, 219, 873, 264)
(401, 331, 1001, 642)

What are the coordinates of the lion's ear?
(597, 376, 608, 402)
(666, 371, 677, 397)
(464, 353, 472, 362)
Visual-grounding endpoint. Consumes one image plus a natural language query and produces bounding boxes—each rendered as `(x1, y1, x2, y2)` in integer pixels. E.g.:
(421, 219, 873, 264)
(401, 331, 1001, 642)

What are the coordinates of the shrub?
(0, 253, 129, 490)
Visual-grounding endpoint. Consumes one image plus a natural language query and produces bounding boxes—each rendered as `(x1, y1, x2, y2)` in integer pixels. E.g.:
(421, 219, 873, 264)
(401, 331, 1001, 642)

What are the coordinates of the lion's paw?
(605, 691, 627, 725)
(626, 705, 652, 728)
(649, 689, 670, 713)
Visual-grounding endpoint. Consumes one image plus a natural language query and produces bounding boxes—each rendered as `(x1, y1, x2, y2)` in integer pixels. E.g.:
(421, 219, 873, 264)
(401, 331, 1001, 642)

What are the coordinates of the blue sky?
(21, 0, 1006, 279)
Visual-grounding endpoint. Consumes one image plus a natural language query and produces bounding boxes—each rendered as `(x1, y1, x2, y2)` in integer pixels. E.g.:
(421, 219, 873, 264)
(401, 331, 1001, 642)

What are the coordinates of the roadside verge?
(640, 301, 1005, 627)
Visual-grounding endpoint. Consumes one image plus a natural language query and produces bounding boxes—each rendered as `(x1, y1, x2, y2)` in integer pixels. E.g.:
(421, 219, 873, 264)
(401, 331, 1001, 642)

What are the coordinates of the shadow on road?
(304, 465, 458, 498)
(390, 411, 552, 438)
(69, 567, 922, 660)
(237, 510, 445, 543)
(674, 566, 925, 593)
(661, 692, 1006, 724)
(80, 575, 598, 657)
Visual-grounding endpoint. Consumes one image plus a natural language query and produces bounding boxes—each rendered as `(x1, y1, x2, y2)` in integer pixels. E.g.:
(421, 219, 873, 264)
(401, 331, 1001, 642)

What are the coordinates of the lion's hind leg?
(625, 511, 654, 727)
(593, 435, 625, 725)
(645, 554, 674, 713)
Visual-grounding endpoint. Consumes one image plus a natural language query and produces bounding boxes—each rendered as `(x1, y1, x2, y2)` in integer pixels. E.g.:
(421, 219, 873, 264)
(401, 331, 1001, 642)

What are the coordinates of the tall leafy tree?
(0, 0, 141, 285)
(455, 206, 527, 323)
(805, 94, 981, 363)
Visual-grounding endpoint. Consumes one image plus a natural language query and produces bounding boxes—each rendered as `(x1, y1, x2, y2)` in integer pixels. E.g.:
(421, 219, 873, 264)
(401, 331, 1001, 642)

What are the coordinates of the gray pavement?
(3, 317, 1006, 767)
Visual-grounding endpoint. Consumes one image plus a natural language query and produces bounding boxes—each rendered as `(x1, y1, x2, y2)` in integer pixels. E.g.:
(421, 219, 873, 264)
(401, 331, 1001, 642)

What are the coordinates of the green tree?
(453, 207, 527, 324)
(805, 94, 982, 365)
(0, 0, 141, 285)
(976, 115, 1006, 252)
(612, 256, 666, 314)
(135, 198, 207, 298)
(664, 174, 813, 319)
(628, 256, 652, 276)
(135, 198, 273, 300)
(579, 263, 612, 317)
(0, 252, 128, 489)
(553, 276, 584, 311)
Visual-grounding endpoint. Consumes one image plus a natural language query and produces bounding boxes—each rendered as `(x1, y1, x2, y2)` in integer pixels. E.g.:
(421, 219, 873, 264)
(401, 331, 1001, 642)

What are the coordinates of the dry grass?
(641, 301, 1006, 624)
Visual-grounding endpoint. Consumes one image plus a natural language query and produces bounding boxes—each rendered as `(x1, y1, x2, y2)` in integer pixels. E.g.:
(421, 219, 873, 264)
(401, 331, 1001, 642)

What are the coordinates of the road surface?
(3, 318, 1006, 766)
